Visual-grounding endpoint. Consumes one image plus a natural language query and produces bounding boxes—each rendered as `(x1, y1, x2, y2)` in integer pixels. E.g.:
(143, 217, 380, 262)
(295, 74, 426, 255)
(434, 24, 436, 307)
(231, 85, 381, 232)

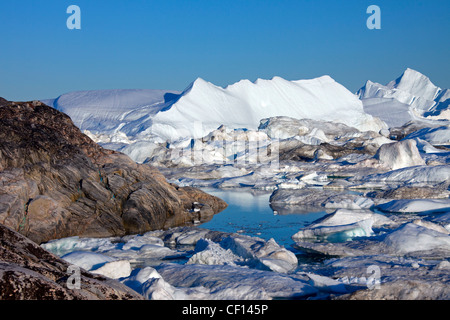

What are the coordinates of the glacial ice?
(405, 126, 450, 146)
(150, 263, 318, 300)
(148, 75, 385, 141)
(91, 260, 132, 279)
(374, 139, 426, 170)
(356, 165, 450, 184)
(291, 209, 393, 242)
(187, 238, 242, 266)
(304, 273, 350, 294)
(294, 218, 450, 260)
(41, 236, 118, 256)
(45, 75, 387, 163)
(358, 68, 450, 126)
(220, 235, 298, 273)
(383, 222, 450, 256)
(37, 68, 450, 300)
(61, 251, 117, 271)
(376, 198, 450, 213)
(41, 215, 450, 299)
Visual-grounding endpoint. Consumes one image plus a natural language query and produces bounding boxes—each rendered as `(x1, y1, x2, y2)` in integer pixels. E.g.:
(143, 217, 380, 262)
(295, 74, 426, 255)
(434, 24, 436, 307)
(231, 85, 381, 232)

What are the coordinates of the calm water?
(200, 188, 328, 248)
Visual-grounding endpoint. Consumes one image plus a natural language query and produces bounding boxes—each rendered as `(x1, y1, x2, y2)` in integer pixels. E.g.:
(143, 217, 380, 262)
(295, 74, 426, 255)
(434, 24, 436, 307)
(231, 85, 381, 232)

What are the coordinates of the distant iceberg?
(358, 68, 450, 127)
(44, 75, 385, 144)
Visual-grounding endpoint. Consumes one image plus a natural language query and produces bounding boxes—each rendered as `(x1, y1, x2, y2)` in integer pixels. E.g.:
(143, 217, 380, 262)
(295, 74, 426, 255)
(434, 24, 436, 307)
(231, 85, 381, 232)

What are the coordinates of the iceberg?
(220, 235, 298, 273)
(358, 68, 450, 127)
(383, 223, 450, 256)
(373, 139, 425, 170)
(44, 89, 179, 141)
(376, 199, 450, 214)
(61, 251, 117, 271)
(152, 263, 318, 300)
(91, 260, 132, 279)
(404, 125, 450, 146)
(45, 75, 385, 149)
(356, 165, 450, 184)
(292, 209, 392, 243)
(150, 76, 384, 141)
(187, 238, 242, 266)
(293, 219, 450, 259)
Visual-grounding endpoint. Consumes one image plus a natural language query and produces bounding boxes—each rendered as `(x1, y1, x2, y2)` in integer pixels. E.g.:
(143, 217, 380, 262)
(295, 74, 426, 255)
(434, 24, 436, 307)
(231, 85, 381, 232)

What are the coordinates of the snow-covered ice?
(376, 198, 450, 213)
(38, 68, 450, 300)
(292, 209, 393, 242)
(358, 68, 450, 126)
(149, 75, 385, 141)
(405, 126, 450, 146)
(374, 139, 425, 170)
(61, 251, 117, 271)
(383, 222, 450, 256)
(149, 263, 318, 300)
(43, 75, 386, 163)
(355, 165, 450, 184)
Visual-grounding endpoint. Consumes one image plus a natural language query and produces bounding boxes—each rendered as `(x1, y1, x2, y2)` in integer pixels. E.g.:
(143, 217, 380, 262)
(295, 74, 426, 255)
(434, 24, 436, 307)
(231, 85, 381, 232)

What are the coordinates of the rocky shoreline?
(0, 223, 143, 300)
(0, 98, 226, 299)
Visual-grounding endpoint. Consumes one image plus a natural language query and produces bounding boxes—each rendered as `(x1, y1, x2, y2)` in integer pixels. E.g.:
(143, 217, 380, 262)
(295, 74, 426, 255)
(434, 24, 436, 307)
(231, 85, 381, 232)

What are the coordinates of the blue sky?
(1, 0, 449, 101)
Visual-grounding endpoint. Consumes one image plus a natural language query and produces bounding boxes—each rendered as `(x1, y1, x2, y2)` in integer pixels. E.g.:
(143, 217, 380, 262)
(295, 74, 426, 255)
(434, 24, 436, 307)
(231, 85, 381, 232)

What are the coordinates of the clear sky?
(1, 0, 449, 101)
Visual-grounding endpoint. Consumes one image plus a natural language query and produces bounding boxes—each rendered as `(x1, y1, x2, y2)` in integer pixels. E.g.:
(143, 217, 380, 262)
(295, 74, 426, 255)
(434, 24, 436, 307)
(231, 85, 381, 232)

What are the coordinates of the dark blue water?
(200, 188, 328, 247)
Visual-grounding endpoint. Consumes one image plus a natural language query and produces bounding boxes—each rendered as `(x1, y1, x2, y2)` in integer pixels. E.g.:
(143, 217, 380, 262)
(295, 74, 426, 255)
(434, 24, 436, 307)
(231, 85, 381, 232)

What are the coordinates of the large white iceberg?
(45, 75, 385, 146)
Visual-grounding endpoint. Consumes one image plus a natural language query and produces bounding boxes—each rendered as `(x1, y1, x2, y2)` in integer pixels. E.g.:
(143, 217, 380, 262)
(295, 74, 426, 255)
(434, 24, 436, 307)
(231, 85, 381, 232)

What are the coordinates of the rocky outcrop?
(0, 99, 227, 244)
(0, 223, 143, 300)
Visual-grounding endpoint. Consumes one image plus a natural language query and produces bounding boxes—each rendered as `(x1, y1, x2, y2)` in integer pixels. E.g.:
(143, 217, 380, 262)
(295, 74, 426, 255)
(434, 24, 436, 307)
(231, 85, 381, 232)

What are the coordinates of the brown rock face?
(0, 99, 227, 244)
(0, 223, 143, 300)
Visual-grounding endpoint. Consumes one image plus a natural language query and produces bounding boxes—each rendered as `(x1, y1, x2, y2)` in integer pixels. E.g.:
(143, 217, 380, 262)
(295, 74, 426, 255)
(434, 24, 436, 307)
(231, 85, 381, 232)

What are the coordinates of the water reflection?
(200, 188, 328, 247)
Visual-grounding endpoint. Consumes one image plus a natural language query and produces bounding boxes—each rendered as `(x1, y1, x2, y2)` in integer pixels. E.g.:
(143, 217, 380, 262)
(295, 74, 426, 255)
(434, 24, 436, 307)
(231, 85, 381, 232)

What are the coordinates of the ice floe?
(293, 219, 450, 259)
(292, 209, 393, 243)
(375, 198, 450, 213)
(383, 222, 450, 256)
(149, 263, 318, 300)
(186, 238, 242, 266)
